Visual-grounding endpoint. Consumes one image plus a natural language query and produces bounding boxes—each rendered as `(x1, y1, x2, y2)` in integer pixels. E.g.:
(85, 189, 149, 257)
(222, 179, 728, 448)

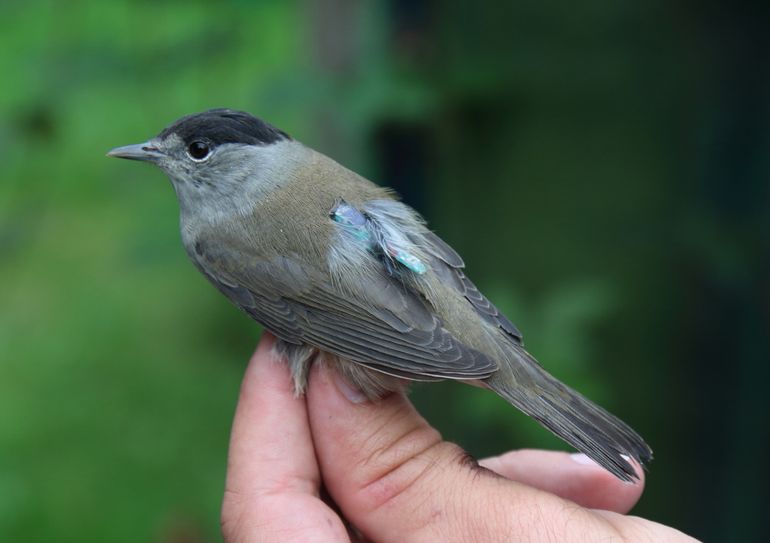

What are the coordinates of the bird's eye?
(187, 141, 211, 161)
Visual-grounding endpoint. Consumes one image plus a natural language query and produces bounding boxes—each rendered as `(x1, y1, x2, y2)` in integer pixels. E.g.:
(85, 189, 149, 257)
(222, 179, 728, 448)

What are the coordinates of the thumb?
(305, 361, 585, 542)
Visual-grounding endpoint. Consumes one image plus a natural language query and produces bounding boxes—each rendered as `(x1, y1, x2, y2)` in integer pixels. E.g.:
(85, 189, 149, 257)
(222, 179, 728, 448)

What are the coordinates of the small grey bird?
(108, 108, 652, 481)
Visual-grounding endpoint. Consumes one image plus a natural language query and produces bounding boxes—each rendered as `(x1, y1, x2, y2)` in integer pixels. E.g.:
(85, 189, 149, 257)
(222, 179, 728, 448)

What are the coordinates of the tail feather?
(487, 348, 653, 482)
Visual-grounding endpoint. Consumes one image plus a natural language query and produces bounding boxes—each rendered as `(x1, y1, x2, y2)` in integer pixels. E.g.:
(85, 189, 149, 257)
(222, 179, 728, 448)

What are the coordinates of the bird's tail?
(486, 346, 653, 482)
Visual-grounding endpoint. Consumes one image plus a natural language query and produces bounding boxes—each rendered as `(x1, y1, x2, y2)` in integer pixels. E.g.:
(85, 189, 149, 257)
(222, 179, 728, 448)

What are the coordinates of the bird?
(107, 108, 652, 481)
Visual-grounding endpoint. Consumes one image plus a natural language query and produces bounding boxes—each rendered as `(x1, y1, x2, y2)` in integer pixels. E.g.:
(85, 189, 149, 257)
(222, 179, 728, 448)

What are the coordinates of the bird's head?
(108, 109, 297, 215)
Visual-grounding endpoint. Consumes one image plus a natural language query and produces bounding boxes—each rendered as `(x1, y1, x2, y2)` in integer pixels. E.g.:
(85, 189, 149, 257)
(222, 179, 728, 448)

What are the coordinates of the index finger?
(224, 333, 318, 498)
(221, 334, 349, 542)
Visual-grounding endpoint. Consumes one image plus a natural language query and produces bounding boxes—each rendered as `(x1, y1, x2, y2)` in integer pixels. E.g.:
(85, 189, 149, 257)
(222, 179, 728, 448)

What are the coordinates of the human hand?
(221, 333, 698, 542)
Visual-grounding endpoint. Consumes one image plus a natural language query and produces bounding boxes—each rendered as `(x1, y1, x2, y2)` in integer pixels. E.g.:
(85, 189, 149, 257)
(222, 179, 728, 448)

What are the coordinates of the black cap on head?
(159, 109, 291, 147)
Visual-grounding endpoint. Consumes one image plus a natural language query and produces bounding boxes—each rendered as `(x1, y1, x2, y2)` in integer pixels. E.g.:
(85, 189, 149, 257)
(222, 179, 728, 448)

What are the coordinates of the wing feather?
(419, 231, 523, 342)
(194, 242, 498, 380)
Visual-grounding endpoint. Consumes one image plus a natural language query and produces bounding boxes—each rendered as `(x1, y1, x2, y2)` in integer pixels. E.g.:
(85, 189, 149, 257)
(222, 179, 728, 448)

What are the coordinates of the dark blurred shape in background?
(0, 1, 767, 541)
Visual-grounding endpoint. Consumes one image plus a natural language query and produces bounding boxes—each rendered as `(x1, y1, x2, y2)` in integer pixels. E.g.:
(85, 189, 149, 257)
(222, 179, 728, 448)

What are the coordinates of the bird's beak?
(106, 142, 164, 162)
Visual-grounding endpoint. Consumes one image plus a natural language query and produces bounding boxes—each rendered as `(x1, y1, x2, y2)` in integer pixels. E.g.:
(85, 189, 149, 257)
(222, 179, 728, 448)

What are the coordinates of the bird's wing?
(193, 241, 499, 381)
(420, 231, 523, 343)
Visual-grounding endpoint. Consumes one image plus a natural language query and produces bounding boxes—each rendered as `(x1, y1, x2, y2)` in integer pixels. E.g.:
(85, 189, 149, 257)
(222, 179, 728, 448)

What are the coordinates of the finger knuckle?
(357, 437, 476, 531)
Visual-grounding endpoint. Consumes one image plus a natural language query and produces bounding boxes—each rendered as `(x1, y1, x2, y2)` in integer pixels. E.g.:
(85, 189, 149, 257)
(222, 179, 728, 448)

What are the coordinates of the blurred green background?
(1, 1, 768, 541)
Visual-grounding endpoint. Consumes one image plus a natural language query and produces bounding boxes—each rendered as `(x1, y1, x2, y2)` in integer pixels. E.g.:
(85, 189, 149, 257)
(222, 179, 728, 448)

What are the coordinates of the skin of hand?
(221, 333, 699, 542)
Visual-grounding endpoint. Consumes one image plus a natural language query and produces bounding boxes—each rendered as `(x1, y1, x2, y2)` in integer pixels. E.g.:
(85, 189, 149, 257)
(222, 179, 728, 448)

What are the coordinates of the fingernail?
(331, 370, 368, 404)
(570, 453, 599, 467)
